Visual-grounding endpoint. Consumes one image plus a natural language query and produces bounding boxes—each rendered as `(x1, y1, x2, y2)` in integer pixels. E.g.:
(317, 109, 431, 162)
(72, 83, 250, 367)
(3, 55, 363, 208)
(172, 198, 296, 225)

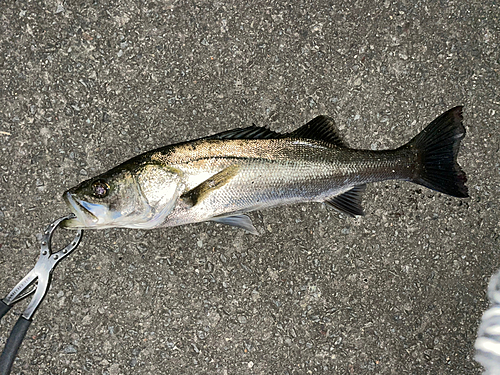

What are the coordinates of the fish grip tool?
(0, 215, 83, 375)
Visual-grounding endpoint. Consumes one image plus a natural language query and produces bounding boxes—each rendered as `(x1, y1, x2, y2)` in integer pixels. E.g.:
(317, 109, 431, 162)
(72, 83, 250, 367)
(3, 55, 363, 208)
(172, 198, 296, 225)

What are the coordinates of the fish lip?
(63, 191, 98, 226)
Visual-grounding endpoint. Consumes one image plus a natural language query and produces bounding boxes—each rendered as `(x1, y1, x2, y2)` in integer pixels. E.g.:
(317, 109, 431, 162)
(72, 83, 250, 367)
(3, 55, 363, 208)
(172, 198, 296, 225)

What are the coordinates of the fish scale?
(161, 140, 417, 228)
(62, 107, 468, 232)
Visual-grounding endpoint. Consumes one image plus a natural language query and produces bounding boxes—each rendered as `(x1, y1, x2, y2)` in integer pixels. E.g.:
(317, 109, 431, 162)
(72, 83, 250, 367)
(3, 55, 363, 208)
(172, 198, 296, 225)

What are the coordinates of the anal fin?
(325, 185, 366, 217)
(211, 214, 259, 235)
(181, 165, 240, 206)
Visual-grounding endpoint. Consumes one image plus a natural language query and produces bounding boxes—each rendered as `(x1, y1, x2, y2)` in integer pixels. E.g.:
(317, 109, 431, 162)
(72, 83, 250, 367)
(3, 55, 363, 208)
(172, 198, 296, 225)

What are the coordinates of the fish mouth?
(62, 191, 98, 228)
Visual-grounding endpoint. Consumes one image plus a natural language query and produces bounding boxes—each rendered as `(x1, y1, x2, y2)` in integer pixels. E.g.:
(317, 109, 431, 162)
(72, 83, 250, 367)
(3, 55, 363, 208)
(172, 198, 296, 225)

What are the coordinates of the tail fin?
(405, 106, 468, 198)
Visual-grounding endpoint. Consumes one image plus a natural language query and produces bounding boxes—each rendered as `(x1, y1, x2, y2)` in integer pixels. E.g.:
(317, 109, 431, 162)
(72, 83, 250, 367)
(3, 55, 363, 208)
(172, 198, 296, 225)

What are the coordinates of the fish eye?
(91, 179, 109, 198)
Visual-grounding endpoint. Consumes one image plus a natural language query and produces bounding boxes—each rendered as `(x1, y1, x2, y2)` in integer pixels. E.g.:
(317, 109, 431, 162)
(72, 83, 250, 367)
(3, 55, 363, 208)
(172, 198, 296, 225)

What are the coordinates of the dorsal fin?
(288, 115, 346, 147)
(204, 125, 282, 140)
(202, 115, 345, 145)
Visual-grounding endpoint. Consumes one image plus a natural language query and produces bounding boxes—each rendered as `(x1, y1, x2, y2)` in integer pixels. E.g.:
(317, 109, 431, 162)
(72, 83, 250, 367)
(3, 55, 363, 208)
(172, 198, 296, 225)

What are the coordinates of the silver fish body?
(158, 139, 411, 228)
(63, 107, 468, 232)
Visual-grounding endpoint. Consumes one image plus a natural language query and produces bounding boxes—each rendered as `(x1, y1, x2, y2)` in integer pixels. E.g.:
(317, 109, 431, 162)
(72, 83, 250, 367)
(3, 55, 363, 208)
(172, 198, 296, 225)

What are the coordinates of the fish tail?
(405, 106, 468, 198)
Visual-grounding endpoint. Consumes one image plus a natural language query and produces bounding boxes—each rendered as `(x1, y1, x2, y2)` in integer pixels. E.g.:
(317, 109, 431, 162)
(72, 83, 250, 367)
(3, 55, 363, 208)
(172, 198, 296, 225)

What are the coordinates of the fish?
(62, 106, 468, 233)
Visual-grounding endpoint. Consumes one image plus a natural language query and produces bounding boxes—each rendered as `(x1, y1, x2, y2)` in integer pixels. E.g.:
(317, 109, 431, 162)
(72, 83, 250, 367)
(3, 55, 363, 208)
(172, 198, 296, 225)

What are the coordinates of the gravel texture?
(0, 1, 499, 374)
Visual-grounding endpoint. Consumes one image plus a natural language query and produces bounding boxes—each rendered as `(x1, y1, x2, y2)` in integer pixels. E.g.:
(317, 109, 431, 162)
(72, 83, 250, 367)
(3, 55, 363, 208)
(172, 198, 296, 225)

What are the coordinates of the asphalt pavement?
(1, 1, 499, 374)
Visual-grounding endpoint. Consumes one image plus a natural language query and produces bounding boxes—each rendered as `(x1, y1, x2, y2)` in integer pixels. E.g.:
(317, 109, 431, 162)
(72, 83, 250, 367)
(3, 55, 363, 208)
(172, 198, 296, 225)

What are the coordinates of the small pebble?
(63, 344, 77, 354)
(205, 261, 214, 272)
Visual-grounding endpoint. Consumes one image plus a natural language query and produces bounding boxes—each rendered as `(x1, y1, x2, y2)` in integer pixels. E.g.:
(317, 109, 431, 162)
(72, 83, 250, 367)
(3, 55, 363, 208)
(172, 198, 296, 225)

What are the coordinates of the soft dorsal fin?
(204, 125, 282, 140)
(288, 115, 347, 147)
(325, 185, 366, 217)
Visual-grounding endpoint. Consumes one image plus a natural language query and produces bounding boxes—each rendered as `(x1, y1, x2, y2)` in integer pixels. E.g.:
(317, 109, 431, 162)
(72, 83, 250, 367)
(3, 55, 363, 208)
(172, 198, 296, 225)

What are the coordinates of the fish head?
(62, 163, 183, 229)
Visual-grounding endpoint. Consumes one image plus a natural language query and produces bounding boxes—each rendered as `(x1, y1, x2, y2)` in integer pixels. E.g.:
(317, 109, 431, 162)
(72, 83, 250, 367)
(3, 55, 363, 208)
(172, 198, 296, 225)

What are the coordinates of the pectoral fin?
(181, 165, 240, 206)
(211, 214, 259, 235)
(325, 185, 366, 217)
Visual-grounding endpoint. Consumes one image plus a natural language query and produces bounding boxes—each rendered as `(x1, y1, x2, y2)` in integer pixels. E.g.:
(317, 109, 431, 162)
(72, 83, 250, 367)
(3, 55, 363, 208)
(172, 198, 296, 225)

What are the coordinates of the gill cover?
(63, 164, 182, 229)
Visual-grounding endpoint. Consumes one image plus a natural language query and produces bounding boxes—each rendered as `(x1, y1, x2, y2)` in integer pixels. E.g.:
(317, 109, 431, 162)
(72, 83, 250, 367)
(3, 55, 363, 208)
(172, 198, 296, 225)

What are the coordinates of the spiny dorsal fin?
(288, 115, 347, 147)
(325, 184, 366, 217)
(205, 125, 282, 140)
(181, 165, 240, 206)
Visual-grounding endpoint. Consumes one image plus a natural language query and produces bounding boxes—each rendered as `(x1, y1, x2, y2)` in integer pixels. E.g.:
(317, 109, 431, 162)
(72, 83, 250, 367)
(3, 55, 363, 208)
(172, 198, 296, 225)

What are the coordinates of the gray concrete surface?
(0, 1, 498, 374)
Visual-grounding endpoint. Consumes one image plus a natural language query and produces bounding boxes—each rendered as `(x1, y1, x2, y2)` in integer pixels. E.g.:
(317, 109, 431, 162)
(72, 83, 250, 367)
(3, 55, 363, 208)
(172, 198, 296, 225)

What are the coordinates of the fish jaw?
(62, 191, 99, 229)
